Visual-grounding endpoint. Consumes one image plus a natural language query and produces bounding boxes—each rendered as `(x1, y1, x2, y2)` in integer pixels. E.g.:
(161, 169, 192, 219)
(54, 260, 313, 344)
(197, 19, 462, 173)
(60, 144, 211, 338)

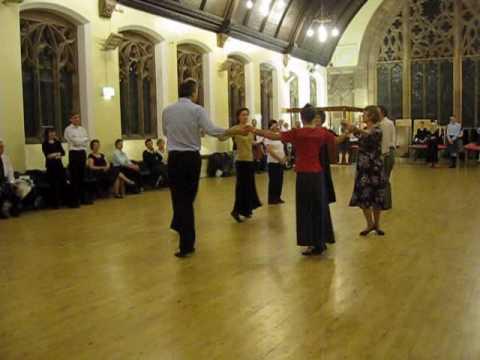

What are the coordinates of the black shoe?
(175, 251, 192, 258)
(302, 246, 325, 256)
(278, 199, 285, 204)
(375, 228, 385, 236)
(360, 227, 375, 236)
(231, 211, 243, 223)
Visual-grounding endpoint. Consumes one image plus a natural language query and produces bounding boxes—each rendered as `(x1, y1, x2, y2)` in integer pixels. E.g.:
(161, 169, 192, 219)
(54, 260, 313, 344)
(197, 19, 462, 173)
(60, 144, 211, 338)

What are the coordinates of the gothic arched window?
(119, 31, 157, 138)
(260, 64, 274, 129)
(375, 0, 480, 125)
(227, 56, 246, 127)
(177, 44, 204, 106)
(20, 10, 79, 143)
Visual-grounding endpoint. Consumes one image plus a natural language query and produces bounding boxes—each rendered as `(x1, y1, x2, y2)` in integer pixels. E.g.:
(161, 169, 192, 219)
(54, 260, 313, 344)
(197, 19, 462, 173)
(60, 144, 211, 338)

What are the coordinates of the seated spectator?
(143, 138, 168, 187)
(157, 138, 168, 158)
(0, 139, 21, 218)
(414, 121, 431, 144)
(42, 128, 67, 208)
(88, 140, 134, 199)
(112, 139, 143, 192)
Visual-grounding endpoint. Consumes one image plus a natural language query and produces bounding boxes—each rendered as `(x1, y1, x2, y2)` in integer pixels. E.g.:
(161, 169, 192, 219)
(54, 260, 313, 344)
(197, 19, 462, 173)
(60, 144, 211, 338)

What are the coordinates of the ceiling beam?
(259, 0, 278, 33)
(118, 0, 223, 32)
(242, 0, 257, 26)
(273, 0, 294, 38)
(117, 0, 368, 66)
(285, 0, 315, 53)
(219, 0, 241, 32)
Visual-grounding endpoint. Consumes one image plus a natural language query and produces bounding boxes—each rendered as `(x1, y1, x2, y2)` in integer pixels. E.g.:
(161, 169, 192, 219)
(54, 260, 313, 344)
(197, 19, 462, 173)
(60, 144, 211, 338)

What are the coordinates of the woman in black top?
(87, 140, 134, 198)
(42, 128, 67, 208)
(143, 138, 168, 187)
(426, 127, 441, 168)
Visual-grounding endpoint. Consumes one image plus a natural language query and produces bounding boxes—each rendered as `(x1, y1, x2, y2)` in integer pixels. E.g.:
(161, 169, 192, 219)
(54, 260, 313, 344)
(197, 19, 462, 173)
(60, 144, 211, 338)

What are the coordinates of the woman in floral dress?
(345, 106, 388, 236)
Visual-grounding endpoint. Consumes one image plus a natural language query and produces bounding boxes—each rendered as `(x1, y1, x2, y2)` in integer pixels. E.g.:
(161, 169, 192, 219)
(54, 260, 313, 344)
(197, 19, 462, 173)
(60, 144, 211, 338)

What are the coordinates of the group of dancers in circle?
(225, 104, 391, 256)
(163, 79, 391, 258)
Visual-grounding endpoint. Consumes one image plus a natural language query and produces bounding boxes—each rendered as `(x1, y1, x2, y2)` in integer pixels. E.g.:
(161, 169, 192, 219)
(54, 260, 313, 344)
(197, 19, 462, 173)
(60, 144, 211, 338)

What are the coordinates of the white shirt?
(64, 124, 89, 152)
(264, 139, 285, 164)
(1, 153, 15, 183)
(162, 98, 226, 152)
(112, 149, 131, 167)
(380, 117, 396, 155)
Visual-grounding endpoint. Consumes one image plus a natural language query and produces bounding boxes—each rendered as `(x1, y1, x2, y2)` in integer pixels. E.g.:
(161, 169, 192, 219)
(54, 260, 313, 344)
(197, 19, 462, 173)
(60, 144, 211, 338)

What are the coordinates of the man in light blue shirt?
(112, 139, 143, 191)
(162, 79, 249, 258)
(446, 116, 463, 168)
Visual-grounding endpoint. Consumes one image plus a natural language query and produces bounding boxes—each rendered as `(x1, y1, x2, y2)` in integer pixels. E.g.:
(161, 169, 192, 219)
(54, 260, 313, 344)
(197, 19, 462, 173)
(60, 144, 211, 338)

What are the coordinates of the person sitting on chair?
(143, 138, 168, 187)
(112, 139, 143, 192)
(157, 138, 167, 159)
(0, 139, 21, 218)
(88, 139, 134, 198)
(414, 121, 431, 145)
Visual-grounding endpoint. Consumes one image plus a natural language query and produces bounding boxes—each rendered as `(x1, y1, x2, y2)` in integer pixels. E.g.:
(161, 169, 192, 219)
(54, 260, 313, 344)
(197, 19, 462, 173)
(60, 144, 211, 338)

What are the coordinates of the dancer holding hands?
(253, 105, 337, 256)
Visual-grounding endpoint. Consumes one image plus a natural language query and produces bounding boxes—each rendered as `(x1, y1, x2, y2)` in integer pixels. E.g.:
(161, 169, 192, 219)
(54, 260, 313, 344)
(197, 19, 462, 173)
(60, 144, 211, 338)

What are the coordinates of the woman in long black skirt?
(426, 125, 441, 168)
(42, 128, 67, 208)
(231, 108, 262, 222)
(254, 105, 338, 256)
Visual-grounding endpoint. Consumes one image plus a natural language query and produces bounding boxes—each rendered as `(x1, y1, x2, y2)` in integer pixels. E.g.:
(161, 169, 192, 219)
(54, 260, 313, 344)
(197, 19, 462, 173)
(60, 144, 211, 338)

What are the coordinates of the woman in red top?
(254, 105, 338, 256)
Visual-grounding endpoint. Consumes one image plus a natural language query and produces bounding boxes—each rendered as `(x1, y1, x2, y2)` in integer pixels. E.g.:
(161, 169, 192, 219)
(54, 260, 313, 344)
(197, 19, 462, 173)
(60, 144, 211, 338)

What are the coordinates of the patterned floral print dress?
(349, 126, 389, 210)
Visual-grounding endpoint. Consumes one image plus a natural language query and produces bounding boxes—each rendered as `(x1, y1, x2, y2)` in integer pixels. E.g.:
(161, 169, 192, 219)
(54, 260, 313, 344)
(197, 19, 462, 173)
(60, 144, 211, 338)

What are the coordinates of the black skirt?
(426, 137, 439, 163)
(296, 172, 335, 248)
(320, 145, 336, 204)
(233, 161, 262, 216)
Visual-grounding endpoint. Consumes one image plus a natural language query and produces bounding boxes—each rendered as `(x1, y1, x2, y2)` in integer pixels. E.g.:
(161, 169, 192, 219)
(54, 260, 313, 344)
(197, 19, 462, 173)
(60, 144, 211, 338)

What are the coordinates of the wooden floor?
(1, 162, 480, 359)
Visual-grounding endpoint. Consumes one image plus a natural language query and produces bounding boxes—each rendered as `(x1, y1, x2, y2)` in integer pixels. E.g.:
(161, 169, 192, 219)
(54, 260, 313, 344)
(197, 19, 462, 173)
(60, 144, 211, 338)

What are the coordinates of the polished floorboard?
(1, 162, 480, 360)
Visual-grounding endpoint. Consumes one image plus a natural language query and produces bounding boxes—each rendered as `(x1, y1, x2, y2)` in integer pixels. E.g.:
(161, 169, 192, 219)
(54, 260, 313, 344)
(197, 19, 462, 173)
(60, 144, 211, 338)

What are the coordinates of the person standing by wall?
(64, 113, 89, 208)
(162, 79, 249, 258)
(447, 116, 463, 168)
(42, 128, 67, 208)
(378, 105, 396, 210)
(426, 122, 441, 168)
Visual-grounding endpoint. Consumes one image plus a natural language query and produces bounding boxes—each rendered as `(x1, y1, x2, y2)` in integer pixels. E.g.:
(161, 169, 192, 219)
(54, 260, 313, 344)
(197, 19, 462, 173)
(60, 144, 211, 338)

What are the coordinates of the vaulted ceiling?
(118, 0, 367, 65)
